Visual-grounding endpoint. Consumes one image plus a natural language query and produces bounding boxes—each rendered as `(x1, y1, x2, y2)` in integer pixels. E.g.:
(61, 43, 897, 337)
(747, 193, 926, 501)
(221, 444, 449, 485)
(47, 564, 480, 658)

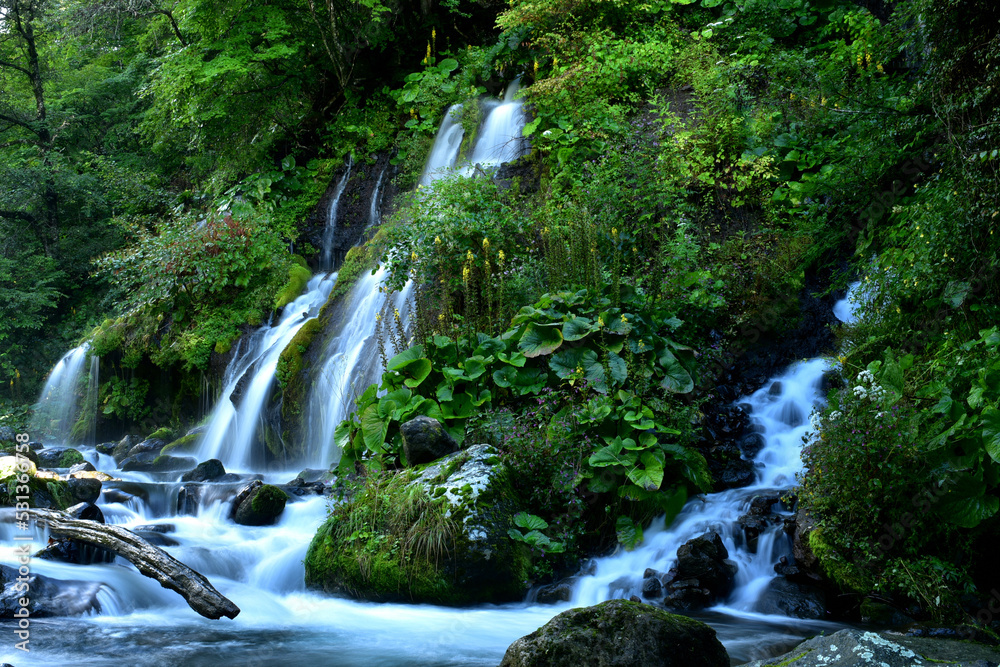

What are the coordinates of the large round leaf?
(519, 322, 564, 357)
(659, 349, 694, 393)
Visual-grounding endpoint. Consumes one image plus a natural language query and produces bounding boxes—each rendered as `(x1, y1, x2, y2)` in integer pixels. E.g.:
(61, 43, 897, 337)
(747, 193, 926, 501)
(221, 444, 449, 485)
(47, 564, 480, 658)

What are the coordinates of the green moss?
(809, 528, 871, 593)
(147, 427, 174, 441)
(251, 484, 289, 515)
(57, 449, 85, 468)
(275, 264, 313, 310)
(160, 432, 201, 456)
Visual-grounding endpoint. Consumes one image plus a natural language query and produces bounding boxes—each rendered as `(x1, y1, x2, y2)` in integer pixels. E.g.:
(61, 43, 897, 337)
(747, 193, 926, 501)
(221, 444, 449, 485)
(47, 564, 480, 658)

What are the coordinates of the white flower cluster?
(828, 410, 843, 420)
(852, 369, 887, 403)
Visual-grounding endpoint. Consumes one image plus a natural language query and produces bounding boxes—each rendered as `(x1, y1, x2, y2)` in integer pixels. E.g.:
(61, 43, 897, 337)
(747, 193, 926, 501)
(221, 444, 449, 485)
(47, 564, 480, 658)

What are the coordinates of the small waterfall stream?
(31, 343, 93, 445)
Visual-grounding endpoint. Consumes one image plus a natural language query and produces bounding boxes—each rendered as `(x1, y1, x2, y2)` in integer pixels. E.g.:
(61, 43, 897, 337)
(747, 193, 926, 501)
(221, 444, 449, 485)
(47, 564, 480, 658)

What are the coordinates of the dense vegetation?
(2, 0, 999, 629)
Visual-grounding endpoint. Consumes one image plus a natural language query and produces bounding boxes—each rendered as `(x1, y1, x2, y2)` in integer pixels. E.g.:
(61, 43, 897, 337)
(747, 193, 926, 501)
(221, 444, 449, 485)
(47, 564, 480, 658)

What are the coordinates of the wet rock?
(232, 482, 288, 526)
(792, 507, 819, 570)
(536, 581, 574, 604)
(69, 461, 96, 474)
(663, 532, 737, 610)
(67, 477, 102, 504)
(134, 523, 175, 534)
(283, 476, 326, 496)
(0, 564, 104, 617)
(112, 435, 137, 461)
(753, 577, 826, 619)
(133, 530, 180, 547)
(499, 599, 729, 667)
(66, 502, 105, 522)
(641, 576, 663, 598)
(400, 416, 459, 466)
(95, 441, 116, 455)
(36, 447, 85, 469)
(125, 438, 167, 459)
(773, 555, 824, 586)
(710, 451, 756, 489)
(738, 495, 780, 552)
(0, 426, 14, 442)
(738, 432, 766, 458)
(121, 453, 197, 473)
(181, 459, 226, 482)
(177, 483, 202, 516)
(768, 381, 783, 396)
(739, 628, 1000, 667)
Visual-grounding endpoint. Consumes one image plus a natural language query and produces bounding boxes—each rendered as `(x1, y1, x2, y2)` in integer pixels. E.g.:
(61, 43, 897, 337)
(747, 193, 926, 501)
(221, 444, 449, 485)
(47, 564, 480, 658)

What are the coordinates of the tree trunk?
(29, 508, 241, 620)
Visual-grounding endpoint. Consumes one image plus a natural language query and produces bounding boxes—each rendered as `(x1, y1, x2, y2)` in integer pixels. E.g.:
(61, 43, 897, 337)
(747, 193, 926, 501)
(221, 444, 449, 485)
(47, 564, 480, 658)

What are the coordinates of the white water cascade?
(465, 80, 527, 170)
(320, 157, 353, 271)
(194, 274, 335, 471)
(31, 343, 92, 444)
(420, 104, 465, 186)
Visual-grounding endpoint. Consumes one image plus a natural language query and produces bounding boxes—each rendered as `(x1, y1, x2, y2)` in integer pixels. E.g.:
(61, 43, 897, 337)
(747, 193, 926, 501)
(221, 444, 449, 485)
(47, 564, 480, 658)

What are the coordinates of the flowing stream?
(30, 342, 93, 445)
(3, 96, 860, 665)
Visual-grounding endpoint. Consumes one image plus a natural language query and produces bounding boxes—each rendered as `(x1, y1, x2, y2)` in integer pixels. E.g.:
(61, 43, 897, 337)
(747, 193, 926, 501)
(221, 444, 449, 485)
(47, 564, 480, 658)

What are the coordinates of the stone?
(753, 577, 826, 619)
(181, 459, 226, 482)
(232, 482, 288, 526)
(36, 447, 85, 469)
(641, 576, 662, 598)
(68, 461, 96, 473)
(738, 432, 767, 458)
(663, 532, 737, 610)
(737, 629, 1000, 667)
(499, 599, 729, 667)
(112, 434, 137, 462)
(0, 564, 103, 617)
(34, 503, 115, 564)
(535, 581, 573, 604)
(305, 444, 530, 605)
(400, 415, 459, 466)
(95, 441, 116, 455)
(67, 476, 102, 504)
(121, 453, 197, 473)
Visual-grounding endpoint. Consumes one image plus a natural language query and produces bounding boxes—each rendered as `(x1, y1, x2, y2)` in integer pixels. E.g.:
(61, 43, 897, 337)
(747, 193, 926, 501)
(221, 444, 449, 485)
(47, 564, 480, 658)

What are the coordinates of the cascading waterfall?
(420, 104, 465, 186)
(195, 274, 335, 470)
(320, 157, 353, 271)
(571, 286, 861, 621)
(31, 342, 92, 444)
(82, 354, 101, 446)
(365, 166, 387, 232)
(465, 80, 527, 170)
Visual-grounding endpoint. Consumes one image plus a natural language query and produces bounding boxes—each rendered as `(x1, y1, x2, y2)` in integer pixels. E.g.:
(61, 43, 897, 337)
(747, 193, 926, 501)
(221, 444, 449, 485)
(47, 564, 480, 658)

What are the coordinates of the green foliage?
(275, 264, 313, 310)
(100, 376, 151, 423)
(508, 512, 566, 553)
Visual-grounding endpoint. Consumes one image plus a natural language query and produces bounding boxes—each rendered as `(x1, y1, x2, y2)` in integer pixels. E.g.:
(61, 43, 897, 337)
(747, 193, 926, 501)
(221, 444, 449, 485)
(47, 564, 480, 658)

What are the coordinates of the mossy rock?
(36, 448, 85, 469)
(234, 483, 288, 526)
(305, 444, 531, 604)
(275, 264, 313, 310)
(0, 456, 73, 510)
(808, 528, 871, 593)
(146, 427, 174, 441)
(159, 432, 202, 457)
(499, 599, 729, 667)
(0, 444, 37, 466)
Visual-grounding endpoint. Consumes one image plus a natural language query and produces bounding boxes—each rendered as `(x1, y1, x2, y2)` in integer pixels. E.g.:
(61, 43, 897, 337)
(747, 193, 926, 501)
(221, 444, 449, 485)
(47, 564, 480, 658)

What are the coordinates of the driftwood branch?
(29, 508, 240, 620)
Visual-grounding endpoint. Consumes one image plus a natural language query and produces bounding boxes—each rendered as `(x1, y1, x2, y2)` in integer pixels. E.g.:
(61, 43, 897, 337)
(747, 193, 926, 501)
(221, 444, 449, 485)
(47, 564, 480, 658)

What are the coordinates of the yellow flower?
(434, 235, 441, 245)
(821, 96, 827, 106)
(394, 308, 401, 320)
(438, 313, 445, 321)
(498, 250, 506, 262)
(375, 313, 381, 321)
(411, 251, 418, 262)
(462, 265, 471, 281)
(620, 314, 628, 324)
(611, 227, 617, 236)
(482, 237, 490, 251)
(638, 340, 645, 350)
(466, 250, 474, 262)
(597, 315, 604, 327)
(876, 63, 884, 73)
(533, 59, 539, 78)
(552, 57, 558, 69)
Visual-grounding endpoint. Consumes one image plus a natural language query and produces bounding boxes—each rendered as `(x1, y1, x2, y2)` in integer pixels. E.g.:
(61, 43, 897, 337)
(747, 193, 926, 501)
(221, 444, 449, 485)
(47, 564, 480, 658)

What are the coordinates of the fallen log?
(29, 508, 240, 620)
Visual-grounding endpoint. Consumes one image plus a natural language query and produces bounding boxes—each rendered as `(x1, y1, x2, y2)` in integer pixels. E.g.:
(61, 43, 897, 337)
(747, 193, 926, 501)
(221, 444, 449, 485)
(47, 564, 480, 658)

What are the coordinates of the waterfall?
(31, 343, 91, 444)
(420, 104, 465, 186)
(82, 354, 101, 445)
(320, 157, 353, 271)
(195, 274, 336, 470)
(465, 80, 526, 169)
(365, 166, 387, 234)
(571, 287, 860, 614)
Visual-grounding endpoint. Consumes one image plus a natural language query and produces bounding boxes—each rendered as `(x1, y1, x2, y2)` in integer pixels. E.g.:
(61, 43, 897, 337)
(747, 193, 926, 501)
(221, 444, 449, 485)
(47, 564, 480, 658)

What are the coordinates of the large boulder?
(231, 481, 288, 526)
(738, 629, 1000, 667)
(0, 456, 73, 509)
(36, 447, 85, 469)
(0, 564, 103, 617)
(499, 599, 729, 667)
(35, 503, 116, 564)
(400, 416, 459, 466)
(305, 444, 529, 604)
(182, 459, 226, 482)
(663, 532, 738, 610)
(753, 577, 826, 619)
